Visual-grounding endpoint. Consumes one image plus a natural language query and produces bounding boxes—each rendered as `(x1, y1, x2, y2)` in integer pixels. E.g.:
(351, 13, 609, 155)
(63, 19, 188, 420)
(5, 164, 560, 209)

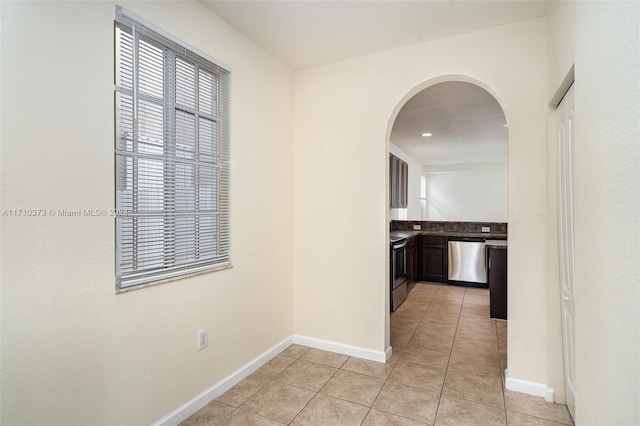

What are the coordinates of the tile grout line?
(381, 287, 422, 424)
(271, 348, 308, 425)
(433, 284, 465, 425)
(382, 282, 437, 424)
(228, 361, 281, 423)
(208, 283, 505, 426)
(285, 349, 353, 425)
(398, 282, 465, 424)
(249, 346, 322, 425)
(360, 365, 386, 425)
(497, 316, 508, 426)
(464, 288, 507, 425)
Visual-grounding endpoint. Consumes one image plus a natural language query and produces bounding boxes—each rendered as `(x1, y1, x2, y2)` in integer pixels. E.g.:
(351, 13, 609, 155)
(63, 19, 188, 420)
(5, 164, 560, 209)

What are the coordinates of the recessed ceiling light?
(421, 132, 432, 137)
(503, 123, 509, 128)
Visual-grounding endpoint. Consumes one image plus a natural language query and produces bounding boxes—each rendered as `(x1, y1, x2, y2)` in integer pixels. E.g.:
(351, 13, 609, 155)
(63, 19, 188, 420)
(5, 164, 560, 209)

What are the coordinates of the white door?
(555, 84, 576, 419)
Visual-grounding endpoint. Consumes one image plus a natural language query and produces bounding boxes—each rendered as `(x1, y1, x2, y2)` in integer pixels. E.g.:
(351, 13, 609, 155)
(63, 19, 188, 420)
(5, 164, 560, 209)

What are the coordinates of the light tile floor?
(182, 282, 573, 425)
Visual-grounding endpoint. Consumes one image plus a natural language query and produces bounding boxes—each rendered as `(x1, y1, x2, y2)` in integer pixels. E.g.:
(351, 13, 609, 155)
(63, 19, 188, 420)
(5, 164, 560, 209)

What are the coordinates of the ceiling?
(201, 1, 534, 166)
(391, 82, 508, 166)
(200, 1, 549, 70)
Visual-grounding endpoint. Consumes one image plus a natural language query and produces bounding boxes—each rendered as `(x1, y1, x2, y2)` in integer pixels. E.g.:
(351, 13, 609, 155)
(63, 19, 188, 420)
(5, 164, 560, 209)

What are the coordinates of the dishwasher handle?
(447, 236, 486, 242)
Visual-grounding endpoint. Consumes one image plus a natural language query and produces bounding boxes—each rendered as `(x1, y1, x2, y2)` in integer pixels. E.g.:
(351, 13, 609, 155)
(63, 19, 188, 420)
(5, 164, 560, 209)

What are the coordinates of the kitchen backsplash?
(390, 220, 508, 234)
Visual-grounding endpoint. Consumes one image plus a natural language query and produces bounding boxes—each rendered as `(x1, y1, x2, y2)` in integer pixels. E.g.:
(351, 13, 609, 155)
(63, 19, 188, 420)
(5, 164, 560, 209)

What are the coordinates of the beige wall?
(423, 163, 508, 222)
(548, 2, 640, 423)
(293, 17, 556, 386)
(545, 0, 577, 406)
(0, 1, 294, 424)
(8, 2, 637, 423)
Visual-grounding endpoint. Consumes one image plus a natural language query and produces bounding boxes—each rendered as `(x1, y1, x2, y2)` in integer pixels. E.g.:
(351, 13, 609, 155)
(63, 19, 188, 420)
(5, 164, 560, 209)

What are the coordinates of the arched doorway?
(385, 75, 509, 360)
(390, 79, 508, 222)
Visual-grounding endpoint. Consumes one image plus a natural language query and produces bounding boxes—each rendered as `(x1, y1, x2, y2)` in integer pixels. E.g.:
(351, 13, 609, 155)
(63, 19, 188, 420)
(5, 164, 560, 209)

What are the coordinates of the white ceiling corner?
(199, 0, 549, 71)
(200, 1, 541, 166)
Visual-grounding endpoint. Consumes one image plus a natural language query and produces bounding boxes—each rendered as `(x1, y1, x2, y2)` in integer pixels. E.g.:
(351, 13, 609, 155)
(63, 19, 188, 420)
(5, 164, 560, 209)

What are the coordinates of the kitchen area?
(388, 81, 509, 321)
(382, 73, 572, 425)
(388, 136, 511, 399)
(389, 220, 507, 319)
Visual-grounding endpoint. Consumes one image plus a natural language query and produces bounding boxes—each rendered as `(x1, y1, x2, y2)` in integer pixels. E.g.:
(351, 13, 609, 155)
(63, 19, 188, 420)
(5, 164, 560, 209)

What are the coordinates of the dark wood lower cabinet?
(406, 236, 418, 283)
(417, 235, 447, 283)
(488, 247, 508, 319)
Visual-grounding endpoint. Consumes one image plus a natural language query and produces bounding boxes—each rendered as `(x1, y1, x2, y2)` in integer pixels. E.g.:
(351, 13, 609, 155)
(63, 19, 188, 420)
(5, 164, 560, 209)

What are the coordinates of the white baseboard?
(154, 334, 386, 425)
(153, 335, 294, 426)
(385, 345, 393, 362)
(505, 369, 555, 402)
(292, 334, 388, 363)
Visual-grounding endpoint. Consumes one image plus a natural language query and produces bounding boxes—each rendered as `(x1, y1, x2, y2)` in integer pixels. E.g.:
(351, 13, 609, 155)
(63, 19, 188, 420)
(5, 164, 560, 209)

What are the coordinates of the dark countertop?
(390, 230, 508, 240)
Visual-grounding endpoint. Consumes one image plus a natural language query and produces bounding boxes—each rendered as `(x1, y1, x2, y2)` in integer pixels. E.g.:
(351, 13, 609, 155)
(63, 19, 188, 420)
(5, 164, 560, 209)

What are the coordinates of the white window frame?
(114, 7, 231, 292)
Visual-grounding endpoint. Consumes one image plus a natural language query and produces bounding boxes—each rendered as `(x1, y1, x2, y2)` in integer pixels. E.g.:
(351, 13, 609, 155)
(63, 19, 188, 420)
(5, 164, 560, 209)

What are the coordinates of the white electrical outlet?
(482, 226, 491, 233)
(413, 225, 421, 230)
(198, 329, 208, 351)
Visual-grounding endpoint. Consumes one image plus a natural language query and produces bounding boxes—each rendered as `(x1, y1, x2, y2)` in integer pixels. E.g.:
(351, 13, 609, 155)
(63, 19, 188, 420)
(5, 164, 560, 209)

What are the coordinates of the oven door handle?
(392, 241, 407, 250)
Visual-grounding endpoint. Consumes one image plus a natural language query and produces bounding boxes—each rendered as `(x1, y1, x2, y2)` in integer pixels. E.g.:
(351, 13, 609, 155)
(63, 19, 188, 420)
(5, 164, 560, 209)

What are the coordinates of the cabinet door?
(418, 241, 447, 282)
(395, 157, 401, 208)
(488, 248, 508, 319)
(406, 245, 418, 283)
(400, 160, 408, 208)
(406, 246, 414, 283)
(389, 154, 400, 208)
(404, 237, 417, 283)
(389, 155, 395, 207)
(389, 154, 409, 208)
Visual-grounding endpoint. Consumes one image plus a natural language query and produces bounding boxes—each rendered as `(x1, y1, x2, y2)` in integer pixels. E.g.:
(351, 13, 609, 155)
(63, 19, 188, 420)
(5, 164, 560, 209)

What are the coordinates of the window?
(114, 7, 231, 291)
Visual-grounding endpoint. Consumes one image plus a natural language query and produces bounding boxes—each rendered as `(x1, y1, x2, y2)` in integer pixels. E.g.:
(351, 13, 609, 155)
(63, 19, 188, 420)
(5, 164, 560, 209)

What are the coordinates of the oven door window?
(393, 245, 407, 286)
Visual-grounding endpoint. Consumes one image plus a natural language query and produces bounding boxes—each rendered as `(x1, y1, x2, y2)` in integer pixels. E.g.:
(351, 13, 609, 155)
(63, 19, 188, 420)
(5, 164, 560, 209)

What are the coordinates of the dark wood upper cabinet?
(389, 154, 396, 207)
(389, 154, 408, 208)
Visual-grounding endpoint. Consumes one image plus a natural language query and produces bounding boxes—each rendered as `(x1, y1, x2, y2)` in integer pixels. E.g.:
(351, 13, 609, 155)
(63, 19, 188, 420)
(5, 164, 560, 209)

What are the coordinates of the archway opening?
(389, 80, 508, 223)
(385, 76, 509, 359)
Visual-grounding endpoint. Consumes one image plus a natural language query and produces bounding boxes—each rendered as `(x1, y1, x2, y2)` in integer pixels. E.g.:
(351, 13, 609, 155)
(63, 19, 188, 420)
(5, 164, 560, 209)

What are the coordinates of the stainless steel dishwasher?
(447, 238, 487, 285)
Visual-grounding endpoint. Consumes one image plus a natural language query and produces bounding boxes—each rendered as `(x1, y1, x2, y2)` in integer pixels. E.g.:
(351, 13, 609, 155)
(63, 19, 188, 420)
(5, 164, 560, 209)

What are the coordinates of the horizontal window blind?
(114, 8, 231, 291)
